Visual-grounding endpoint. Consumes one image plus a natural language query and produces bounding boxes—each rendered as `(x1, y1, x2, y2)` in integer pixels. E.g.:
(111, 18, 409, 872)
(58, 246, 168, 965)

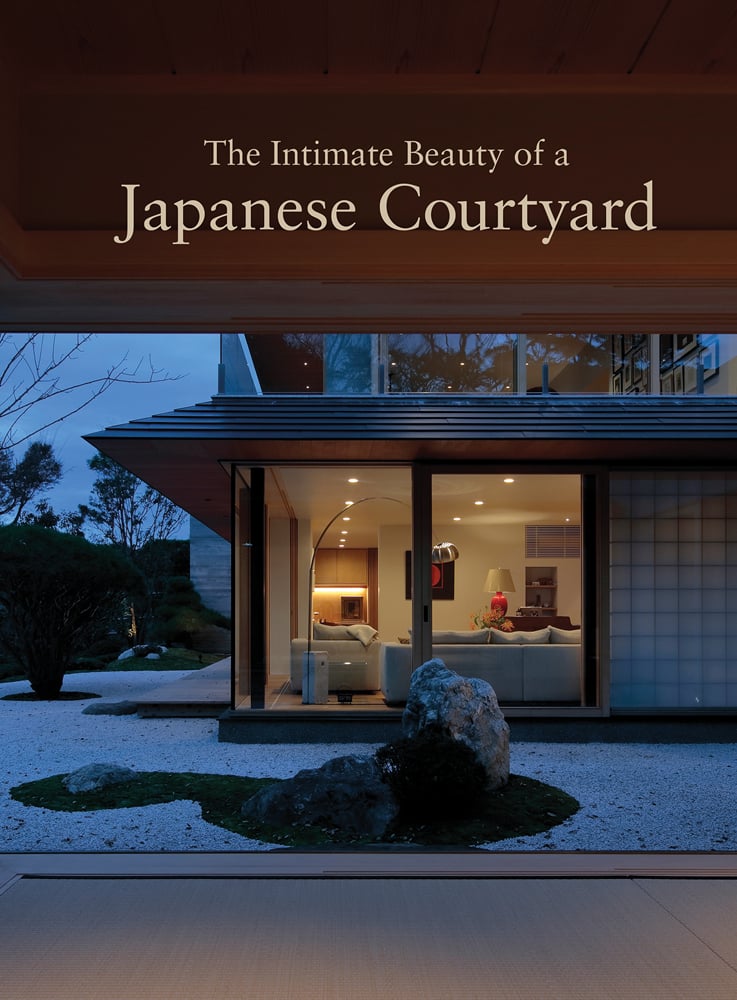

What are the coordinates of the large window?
(427, 471, 585, 707)
(242, 333, 737, 397)
(232, 464, 589, 711)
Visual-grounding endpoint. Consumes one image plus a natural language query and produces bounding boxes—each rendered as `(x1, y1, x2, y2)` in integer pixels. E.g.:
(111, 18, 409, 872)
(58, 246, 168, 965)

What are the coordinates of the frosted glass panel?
(610, 471, 737, 710)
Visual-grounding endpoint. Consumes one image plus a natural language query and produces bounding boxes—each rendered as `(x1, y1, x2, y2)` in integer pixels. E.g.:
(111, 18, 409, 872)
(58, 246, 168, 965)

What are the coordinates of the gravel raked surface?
(1, 670, 737, 853)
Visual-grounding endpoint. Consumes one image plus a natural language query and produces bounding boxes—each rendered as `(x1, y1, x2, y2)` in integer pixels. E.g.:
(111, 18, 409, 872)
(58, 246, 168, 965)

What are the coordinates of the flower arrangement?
(469, 607, 515, 632)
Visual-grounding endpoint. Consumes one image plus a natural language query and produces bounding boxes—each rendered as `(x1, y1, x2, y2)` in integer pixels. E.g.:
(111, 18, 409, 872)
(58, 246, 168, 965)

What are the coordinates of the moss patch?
(103, 649, 223, 672)
(11, 771, 578, 849)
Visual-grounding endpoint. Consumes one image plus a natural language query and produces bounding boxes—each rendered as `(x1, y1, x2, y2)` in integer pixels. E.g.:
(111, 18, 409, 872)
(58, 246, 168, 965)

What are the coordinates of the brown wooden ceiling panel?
(326, 1, 407, 74)
(226, 0, 328, 74)
(479, 0, 665, 74)
(153, 0, 243, 75)
(384, 0, 495, 74)
(2, 1, 169, 75)
(63, 0, 168, 74)
(2, 1, 737, 77)
(0, 5, 74, 73)
(636, 0, 737, 73)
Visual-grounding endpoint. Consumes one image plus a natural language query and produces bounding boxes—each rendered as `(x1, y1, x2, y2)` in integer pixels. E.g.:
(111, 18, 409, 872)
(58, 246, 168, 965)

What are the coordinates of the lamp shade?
(483, 568, 515, 593)
(432, 541, 459, 563)
(483, 568, 515, 616)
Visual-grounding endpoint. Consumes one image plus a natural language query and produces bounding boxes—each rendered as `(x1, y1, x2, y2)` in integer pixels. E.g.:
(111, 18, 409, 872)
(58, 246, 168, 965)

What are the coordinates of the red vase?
(490, 591, 508, 615)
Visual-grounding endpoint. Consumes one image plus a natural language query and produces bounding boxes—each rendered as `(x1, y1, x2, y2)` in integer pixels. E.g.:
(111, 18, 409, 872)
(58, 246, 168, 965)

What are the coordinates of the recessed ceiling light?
(344, 500, 354, 506)
(340, 530, 348, 535)
(503, 477, 515, 484)
(347, 478, 358, 483)
(565, 517, 571, 522)
(474, 500, 484, 506)
(453, 517, 461, 521)
(342, 516, 351, 521)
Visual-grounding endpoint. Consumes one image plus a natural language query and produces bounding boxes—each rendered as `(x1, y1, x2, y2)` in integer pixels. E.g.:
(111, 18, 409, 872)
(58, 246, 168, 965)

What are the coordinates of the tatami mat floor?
(2, 853, 737, 999)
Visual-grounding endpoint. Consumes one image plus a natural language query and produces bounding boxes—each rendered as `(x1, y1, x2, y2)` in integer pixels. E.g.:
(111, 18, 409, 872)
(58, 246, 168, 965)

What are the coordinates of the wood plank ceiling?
(2, 0, 737, 76)
(2, 2, 737, 332)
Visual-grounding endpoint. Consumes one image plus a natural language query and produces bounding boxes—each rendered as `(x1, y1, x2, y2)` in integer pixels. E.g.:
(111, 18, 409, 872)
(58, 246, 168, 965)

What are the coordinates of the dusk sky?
(5, 333, 220, 526)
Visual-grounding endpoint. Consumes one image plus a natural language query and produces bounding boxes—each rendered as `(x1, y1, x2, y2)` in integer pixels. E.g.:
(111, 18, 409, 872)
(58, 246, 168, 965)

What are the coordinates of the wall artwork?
(611, 333, 649, 395)
(675, 334, 697, 359)
(660, 333, 705, 395)
(405, 551, 455, 600)
(340, 596, 364, 621)
(700, 338, 720, 381)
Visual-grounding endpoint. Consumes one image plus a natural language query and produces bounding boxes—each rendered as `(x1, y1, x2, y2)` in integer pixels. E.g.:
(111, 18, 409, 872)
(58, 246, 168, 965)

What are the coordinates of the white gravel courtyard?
(1, 670, 736, 853)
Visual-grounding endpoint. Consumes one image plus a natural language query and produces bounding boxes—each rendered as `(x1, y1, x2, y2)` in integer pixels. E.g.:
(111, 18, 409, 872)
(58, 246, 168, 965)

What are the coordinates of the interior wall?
(377, 524, 412, 641)
(268, 517, 292, 675)
(378, 520, 582, 641)
(296, 518, 313, 641)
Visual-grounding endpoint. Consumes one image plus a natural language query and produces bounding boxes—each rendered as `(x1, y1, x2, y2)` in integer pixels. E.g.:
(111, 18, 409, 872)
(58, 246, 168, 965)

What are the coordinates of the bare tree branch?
(0, 333, 183, 451)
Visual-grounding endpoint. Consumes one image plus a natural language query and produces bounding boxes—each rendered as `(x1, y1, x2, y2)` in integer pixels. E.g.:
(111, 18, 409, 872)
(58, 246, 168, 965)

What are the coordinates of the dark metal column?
(411, 463, 433, 669)
(249, 466, 267, 709)
(582, 472, 603, 708)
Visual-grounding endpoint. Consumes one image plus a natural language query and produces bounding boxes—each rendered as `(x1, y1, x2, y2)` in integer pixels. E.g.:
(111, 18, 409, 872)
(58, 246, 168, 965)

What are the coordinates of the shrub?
(375, 724, 487, 820)
(151, 576, 230, 646)
(0, 525, 143, 698)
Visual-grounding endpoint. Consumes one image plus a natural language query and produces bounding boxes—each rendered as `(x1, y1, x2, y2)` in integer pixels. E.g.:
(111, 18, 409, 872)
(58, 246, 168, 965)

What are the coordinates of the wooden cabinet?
(314, 548, 368, 585)
(520, 565, 557, 617)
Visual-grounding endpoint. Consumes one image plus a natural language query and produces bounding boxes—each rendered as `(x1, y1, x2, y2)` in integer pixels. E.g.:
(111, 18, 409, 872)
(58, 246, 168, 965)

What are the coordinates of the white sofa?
(381, 626, 581, 704)
(290, 623, 381, 693)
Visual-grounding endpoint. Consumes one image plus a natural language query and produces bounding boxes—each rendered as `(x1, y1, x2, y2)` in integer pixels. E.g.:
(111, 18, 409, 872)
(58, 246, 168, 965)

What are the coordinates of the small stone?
(145, 653, 160, 660)
(116, 649, 136, 661)
(63, 763, 137, 794)
(82, 701, 139, 716)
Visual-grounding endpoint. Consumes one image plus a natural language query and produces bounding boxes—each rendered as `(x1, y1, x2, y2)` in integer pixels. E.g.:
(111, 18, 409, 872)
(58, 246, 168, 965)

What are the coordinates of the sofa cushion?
(491, 626, 551, 644)
(432, 629, 490, 644)
(549, 626, 582, 644)
(347, 623, 379, 647)
(313, 623, 353, 641)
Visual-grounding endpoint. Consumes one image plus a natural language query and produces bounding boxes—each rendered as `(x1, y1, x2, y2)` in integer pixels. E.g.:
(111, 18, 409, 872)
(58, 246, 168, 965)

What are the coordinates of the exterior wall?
(610, 470, 737, 710)
(220, 333, 263, 394)
(189, 516, 231, 618)
(188, 334, 250, 626)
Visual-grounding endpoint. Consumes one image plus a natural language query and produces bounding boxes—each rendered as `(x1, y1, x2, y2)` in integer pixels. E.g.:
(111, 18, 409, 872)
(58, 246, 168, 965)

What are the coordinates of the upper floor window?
(240, 333, 736, 397)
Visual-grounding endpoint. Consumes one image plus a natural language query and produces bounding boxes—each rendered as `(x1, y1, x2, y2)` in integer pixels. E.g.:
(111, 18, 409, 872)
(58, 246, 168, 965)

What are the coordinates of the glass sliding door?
(233, 464, 413, 710)
(232, 466, 252, 709)
(231, 461, 599, 713)
(429, 470, 586, 707)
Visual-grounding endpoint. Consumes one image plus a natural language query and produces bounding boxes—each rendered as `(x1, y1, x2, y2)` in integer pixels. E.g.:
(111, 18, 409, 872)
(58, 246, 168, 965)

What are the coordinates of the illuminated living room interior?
(235, 467, 583, 710)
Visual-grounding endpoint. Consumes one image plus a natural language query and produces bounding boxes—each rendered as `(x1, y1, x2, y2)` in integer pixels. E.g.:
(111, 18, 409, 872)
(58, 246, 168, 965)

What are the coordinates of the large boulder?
(402, 659, 510, 790)
(241, 754, 399, 839)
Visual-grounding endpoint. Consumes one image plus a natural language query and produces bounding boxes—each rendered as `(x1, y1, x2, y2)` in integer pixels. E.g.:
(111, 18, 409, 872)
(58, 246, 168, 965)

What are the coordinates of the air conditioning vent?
(525, 524, 581, 558)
